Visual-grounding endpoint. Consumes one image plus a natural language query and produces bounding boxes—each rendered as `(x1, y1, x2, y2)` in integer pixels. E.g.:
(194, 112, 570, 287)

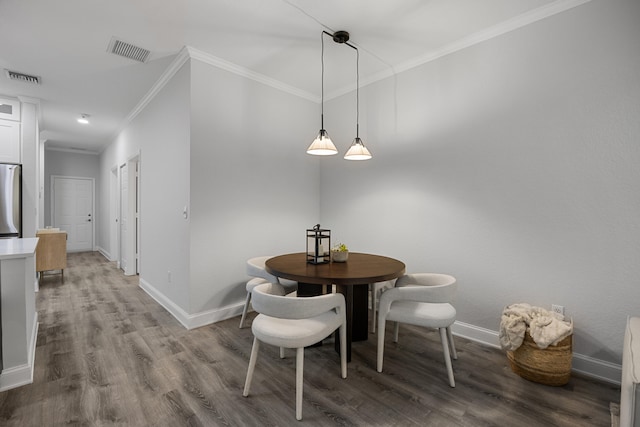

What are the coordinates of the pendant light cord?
(356, 47, 359, 139)
(320, 31, 325, 130)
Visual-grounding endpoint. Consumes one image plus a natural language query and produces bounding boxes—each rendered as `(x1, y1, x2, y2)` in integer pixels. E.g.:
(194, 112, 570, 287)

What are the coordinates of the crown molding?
(16, 96, 40, 105)
(100, 47, 192, 152)
(108, 0, 593, 140)
(186, 46, 318, 102)
(325, 0, 593, 100)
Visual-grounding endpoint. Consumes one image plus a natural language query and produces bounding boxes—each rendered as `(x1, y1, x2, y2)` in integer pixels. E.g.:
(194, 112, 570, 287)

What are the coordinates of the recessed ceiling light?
(77, 114, 90, 124)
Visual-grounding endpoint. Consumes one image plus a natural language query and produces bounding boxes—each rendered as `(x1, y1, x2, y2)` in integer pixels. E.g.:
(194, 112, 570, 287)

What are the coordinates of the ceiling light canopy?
(307, 31, 372, 161)
(77, 114, 90, 124)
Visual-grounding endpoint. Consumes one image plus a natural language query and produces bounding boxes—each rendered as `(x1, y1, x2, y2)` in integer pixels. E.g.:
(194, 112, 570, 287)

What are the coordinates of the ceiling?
(0, 0, 586, 154)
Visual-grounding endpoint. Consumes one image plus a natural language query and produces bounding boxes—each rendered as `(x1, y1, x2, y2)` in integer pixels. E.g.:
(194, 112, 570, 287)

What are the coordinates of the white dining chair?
(377, 273, 458, 387)
(243, 282, 347, 421)
(239, 256, 298, 328)
(369, 280, 395, 333)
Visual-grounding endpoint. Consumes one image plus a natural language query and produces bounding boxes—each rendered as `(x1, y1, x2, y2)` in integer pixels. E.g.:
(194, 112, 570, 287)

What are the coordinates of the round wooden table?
(265, 252, 406, 361)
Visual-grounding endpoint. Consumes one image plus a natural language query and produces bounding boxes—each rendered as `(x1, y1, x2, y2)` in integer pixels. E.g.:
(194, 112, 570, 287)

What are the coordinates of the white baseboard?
(0, 364, 34, 392)
(0, 316, 38, 392)
(451, 320, 621, 385)
(572, 353, 621, 385)
(452, 320, 501, 348)
(96, 246, 112, 261)
(138, 278, 244, 330)
(134, 283, 623, 384)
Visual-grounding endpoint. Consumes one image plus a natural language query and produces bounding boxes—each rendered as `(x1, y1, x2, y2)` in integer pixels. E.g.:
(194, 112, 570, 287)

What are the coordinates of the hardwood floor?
(0, 252, 620, 426)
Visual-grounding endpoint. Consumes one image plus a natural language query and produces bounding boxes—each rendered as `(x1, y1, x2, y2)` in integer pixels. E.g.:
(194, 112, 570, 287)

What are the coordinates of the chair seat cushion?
(386, 301, 456, 328)
(252, 311, 342, 348)
(246, 277, 270, 291)
(246, 278, 296, 295)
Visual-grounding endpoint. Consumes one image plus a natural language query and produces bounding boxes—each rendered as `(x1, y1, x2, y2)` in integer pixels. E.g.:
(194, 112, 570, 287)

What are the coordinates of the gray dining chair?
(377, 273, 458, 387)
(243, 282, 347, 421)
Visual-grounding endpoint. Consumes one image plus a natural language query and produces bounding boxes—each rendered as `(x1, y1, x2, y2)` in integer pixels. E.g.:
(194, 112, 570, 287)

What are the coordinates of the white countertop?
(0, 237, 38, 260)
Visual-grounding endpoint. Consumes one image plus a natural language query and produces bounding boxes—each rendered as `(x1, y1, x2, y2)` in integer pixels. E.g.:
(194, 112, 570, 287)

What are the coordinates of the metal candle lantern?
(306, 224, 331, 264)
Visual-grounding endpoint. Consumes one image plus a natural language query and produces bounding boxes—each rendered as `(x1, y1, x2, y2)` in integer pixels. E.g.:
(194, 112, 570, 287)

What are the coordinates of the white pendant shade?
(344, 137, 372, 160)
(307, 129, 338, 156)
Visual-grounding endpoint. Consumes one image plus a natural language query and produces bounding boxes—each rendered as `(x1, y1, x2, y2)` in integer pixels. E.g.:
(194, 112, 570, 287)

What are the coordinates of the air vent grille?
(5, 70, 41, 85)
(108, 38, 151, 63)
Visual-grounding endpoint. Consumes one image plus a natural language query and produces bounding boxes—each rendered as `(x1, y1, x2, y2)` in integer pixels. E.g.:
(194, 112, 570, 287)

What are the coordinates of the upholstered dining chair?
(243, 283, 347, 421)
(369, 280, 395, 333)
(239, 256, 298, 328)
(376, 273, 458, 387)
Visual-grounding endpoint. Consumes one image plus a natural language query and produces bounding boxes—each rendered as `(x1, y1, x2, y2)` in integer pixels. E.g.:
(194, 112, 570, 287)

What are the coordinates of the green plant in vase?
(331, 243, 349, 262)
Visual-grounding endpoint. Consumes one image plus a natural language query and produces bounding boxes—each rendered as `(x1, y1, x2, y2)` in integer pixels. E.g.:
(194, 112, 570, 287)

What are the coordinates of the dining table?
(265, 252, 406, 361)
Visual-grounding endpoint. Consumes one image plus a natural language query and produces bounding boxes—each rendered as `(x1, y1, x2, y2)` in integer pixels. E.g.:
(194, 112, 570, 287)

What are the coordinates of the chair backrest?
(246, 256, 279, 283)
(393, 273, 457, 303)
(251, 283, 345, 320)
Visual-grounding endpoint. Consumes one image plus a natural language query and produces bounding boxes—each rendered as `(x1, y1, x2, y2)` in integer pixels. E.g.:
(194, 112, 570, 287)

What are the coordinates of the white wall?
(320, 0, 640, 365)
(97, 54, 319, 322)
(99, 61, 191, 312)
(188, 60, 319, 314)
(43, 149, 100, 227)
(92, 0, 638, 372)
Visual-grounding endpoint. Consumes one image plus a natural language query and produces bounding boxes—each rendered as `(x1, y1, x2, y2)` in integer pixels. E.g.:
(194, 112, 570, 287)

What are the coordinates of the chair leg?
(377, 316, 387, 372)
(370, 284, 377, 333)
(280, 347, 285, 359)
(243, 337, 260, 396)
(446, 326, 457, 360)
(296, 347, 304, 421)
(339, 322, 347, 379)
(393, 321, 400, 342)
(239, 292, 252, 328)
(439, 328, 455, 387)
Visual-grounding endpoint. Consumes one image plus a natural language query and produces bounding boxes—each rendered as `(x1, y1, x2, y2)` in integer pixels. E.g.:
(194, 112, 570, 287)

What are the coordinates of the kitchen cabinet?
(0, 119, 20, 163)
(0, 238, 38, 392)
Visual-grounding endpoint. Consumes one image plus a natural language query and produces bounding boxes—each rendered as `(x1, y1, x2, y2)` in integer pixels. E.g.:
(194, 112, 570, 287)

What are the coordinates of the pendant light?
(344, 47, 372, 161)
(307, 32, 337, 156)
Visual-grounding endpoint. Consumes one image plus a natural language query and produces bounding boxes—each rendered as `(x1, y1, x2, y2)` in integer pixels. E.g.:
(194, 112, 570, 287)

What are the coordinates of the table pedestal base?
(297, 282, 369, 362)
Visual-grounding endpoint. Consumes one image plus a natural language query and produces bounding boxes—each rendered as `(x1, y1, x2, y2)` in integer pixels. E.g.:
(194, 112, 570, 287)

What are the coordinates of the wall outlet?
(552, 304, 565, 316)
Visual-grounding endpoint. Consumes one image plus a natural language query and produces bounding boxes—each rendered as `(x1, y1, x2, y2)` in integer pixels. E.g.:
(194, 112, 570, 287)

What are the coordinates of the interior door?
(119, 158, 139, 276)
(120, 164, 128, 272)
(52, 177, 93, 251)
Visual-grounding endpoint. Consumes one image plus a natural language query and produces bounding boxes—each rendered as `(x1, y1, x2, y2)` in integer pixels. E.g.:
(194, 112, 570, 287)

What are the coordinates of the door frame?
(110, 166, 119, 263)
(117, 153, 140, 276)
(50, 175, 95, 252)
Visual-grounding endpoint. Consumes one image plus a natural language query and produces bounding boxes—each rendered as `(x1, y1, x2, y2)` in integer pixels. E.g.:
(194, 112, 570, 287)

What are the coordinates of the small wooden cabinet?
(36, 229, 67, 278)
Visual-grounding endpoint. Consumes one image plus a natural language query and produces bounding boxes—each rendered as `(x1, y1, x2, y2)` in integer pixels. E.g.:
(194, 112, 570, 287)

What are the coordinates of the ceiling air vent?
(108, 37, 151, 63)
(5, 69, 41, 85)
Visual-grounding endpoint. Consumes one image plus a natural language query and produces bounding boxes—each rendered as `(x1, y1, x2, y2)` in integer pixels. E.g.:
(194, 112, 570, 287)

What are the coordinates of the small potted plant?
(331, 243, 349, 262)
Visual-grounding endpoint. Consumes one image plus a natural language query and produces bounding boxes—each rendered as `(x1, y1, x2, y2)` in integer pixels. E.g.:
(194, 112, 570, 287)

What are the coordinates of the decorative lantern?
(306, 224, 331, 264)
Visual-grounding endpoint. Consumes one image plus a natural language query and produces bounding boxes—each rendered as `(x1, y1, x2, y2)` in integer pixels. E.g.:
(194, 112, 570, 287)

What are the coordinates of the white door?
(120, 164, 128, 272)
(52, 177, 94, 251)
(133, 160, 139, 274)
(110, 167, 118, 262)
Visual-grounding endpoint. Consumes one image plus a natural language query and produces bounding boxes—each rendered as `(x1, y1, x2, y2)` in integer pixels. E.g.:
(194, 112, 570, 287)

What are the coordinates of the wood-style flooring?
(0, 251, 620, 426)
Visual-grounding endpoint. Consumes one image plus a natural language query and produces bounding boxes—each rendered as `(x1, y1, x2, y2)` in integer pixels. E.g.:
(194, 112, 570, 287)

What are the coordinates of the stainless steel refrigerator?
(0, 163, 22, 239)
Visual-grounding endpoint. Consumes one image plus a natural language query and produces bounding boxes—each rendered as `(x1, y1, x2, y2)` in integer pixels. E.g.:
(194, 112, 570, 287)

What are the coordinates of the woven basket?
(507, 331, 572, 386)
